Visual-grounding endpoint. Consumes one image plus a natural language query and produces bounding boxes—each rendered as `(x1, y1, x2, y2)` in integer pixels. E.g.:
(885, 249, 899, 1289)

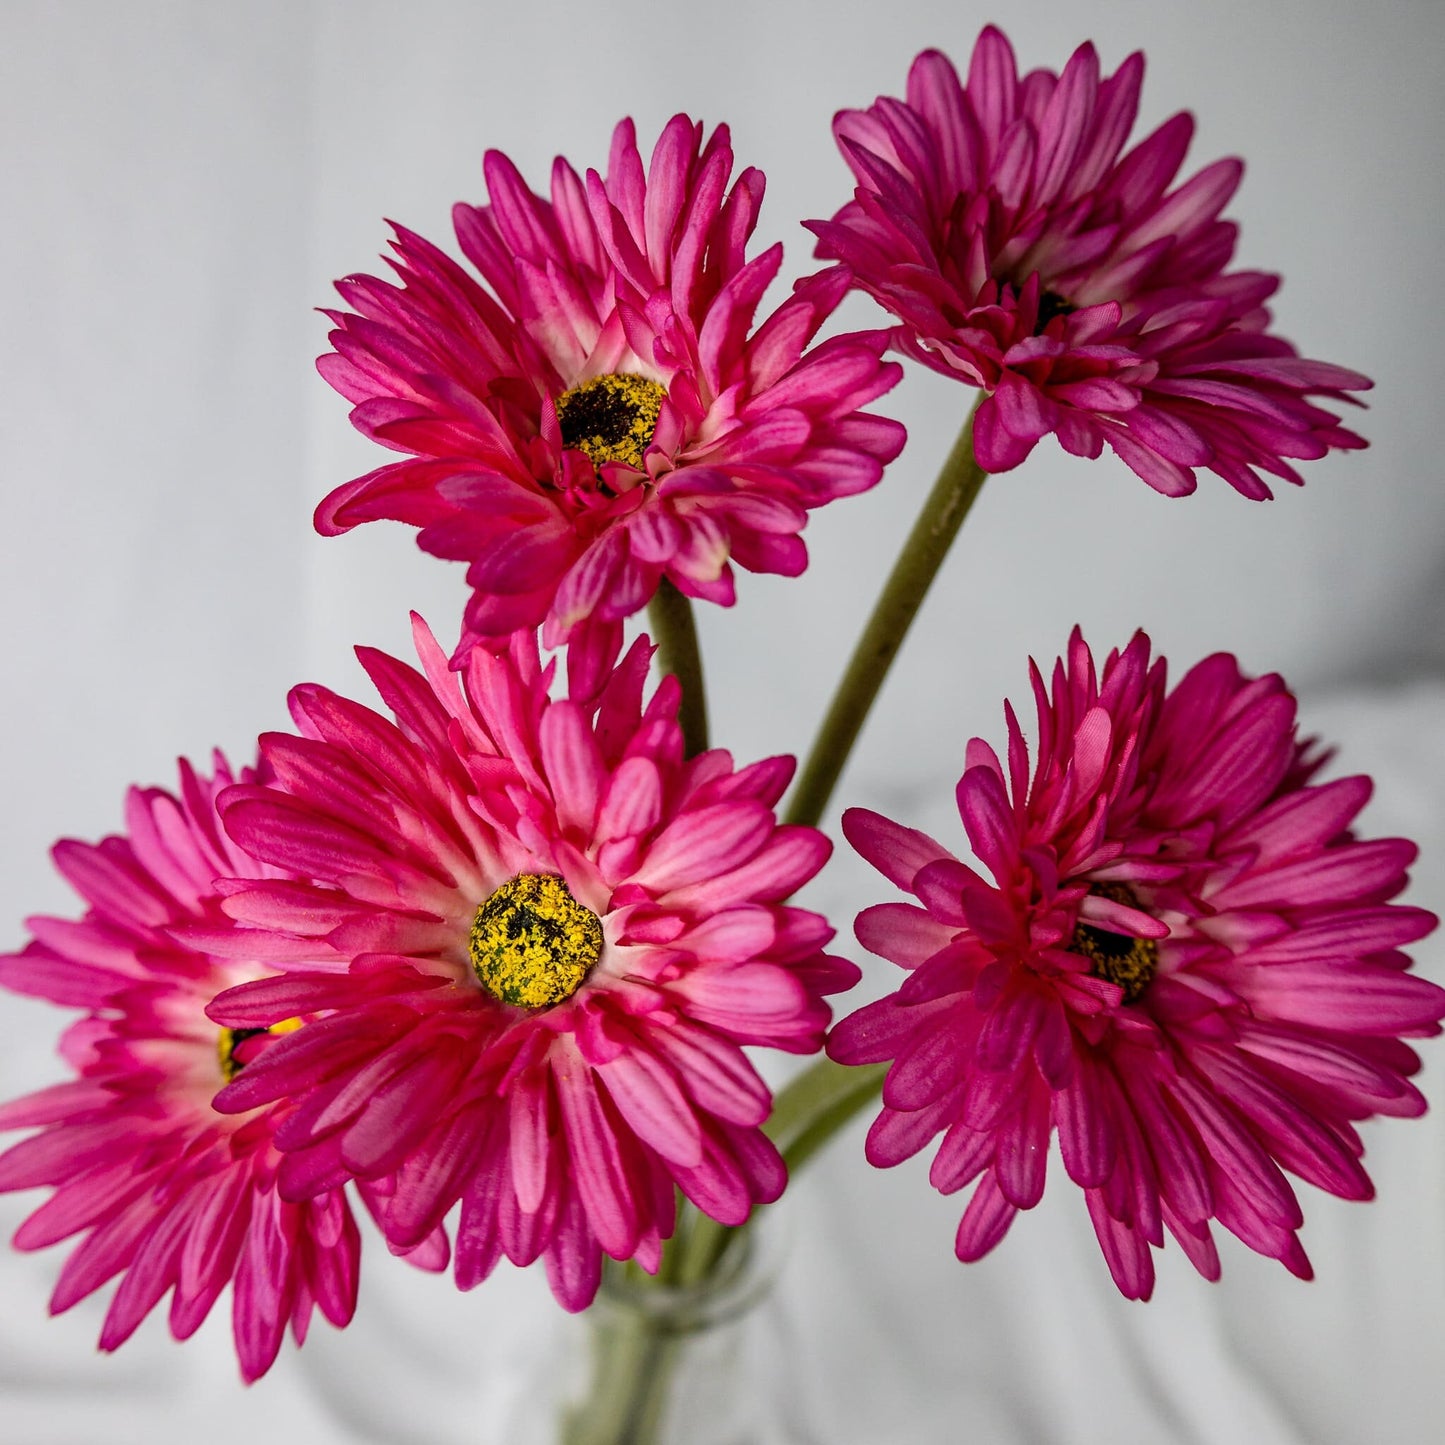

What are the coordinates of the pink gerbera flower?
(203, 619, 855, 1310)
(316, 114, 905, 681)
(0, 757, 443, 1381)
(810, 29, 1371, 497)
(830, 628, 1444, 1298)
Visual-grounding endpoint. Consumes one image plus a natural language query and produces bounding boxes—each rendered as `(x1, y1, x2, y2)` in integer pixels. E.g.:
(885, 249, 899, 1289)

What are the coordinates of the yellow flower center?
(1068, 884, 1158, 1004)
(217, 1016, 304, 1083)
(556, 373, 666, 471)
(469, 873, 603, 1009)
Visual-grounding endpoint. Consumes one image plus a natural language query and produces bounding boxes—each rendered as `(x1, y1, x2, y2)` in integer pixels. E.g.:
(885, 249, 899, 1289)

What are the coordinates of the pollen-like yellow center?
(1068, 884, 1158, 1004)
(217, 1016, 304, 1083)
(469, 873, 603, 1009)
(556, 373, 666, 471)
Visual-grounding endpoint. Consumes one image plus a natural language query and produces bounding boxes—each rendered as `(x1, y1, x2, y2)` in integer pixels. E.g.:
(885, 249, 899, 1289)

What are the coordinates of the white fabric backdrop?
(2, 2, 1443, 1440)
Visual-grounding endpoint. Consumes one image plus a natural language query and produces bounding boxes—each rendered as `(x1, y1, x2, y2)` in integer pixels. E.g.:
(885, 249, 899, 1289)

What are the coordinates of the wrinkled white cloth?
(2, 3, 1443, 1441)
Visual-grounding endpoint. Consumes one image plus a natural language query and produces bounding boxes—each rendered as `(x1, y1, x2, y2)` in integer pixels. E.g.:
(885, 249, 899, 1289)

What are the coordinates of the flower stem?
(663, 1056, 889, 1291)
(637, 409, 986, 1299)
(785, 400, 987, 828)
(648, 578, 709, 757)
(560, 1233, 760, 1445)
(766, 1057, 890, 1175)
(560, 1281, 679, 1445)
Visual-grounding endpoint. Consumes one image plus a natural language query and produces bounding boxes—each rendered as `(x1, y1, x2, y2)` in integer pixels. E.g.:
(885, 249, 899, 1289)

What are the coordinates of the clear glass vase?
(506, 1209, 817, 1445)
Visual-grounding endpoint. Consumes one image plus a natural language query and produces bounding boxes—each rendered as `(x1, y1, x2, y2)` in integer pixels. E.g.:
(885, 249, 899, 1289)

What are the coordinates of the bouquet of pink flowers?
(3, 26, 1441, 1444)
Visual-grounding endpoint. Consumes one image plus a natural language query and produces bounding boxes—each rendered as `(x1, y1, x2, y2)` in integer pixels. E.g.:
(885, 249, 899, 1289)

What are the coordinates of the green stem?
(766, 1057, 889, 1175)
(785, 401, 988, 828)
(560, 1276, 679, 1445)
(674, 1210, 730, 1290)
(610, 412, 984, 1310)
(561, 1236, 757, 1445)
(666, 1056, 889, 1289)
(647, 578, 709, 757)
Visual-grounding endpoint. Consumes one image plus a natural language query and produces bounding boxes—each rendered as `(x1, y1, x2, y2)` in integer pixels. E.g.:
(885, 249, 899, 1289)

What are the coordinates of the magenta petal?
(954, 1172, 1017, 1261)
(929, 1114, 994, 1193)
(648, 1024, 771, 1127)
(596, 1051, 705, 1168)
(632, 802, 773, 892)
(992, 1079, 1050, 1208)
(662, 827, 830, 909)
(827, 994, 935, 1066)
(956, 766, 1020, 878)
(841, 808, 952, 891)
(1055, 1057, 1116, 1188)
(543, 1190, 603, 1312)
(553, 1065, 641, 1260)
(1085, 1190, 1155, 1300)
(972, 397, 1040, 472)
(855, 902, 957, 968)
(862, 1087, 957, 1170)
(669, 1122, 756, 1226)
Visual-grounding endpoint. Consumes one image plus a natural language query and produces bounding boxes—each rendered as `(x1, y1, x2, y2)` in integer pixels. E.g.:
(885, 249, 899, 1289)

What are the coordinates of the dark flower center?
(217, 1017, 303, 1082)
(469, 873, 603, 1009)
(992, 279, 1076, 336)
(1035, 289, 1076, 332)
(556, 373, 666, 471)
(1068, 883, 1158, 1004)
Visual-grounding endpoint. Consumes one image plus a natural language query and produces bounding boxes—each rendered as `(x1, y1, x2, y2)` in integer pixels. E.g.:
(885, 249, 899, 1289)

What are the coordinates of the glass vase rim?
(597, 1206, 790, 1335)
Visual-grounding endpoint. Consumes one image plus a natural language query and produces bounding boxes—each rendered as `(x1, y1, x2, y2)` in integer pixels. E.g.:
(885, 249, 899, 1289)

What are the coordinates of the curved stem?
(658, 411, 986, 1289)
(647, 578, 709, 757)
(669, 1057, 889, 1288)
(785, 401, 987, 828)
(765, 1057, 889, 1176)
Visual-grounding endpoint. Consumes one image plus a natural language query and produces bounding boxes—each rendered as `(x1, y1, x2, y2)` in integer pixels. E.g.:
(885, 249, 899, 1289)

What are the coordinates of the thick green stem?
(785, 402, 987, 828)
(647, 578, 708, 757)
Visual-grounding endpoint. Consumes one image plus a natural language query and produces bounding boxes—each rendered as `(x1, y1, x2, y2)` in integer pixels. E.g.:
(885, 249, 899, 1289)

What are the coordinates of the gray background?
(2, 2, 1443, 1441)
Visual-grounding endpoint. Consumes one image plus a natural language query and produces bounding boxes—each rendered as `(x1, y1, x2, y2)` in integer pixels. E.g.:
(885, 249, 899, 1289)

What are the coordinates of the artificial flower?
(811, 28, 1370, 497)
(0, 757, 444, 1381)
(830, 628, 1444, 1297)
(316, 115, 905, 685)
(204, 619, 856, 1310)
